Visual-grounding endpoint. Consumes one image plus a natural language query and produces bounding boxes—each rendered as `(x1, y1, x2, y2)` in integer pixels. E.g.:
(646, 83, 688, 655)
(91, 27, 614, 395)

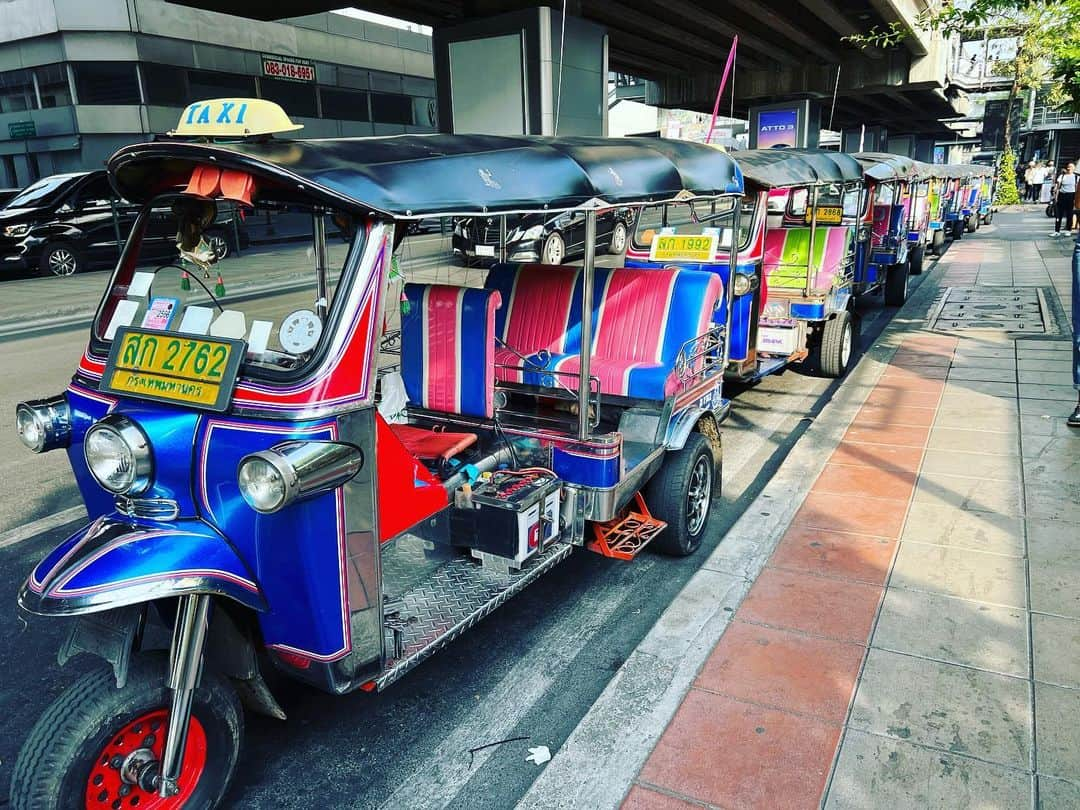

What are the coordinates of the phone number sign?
(261, 54, 316, 83)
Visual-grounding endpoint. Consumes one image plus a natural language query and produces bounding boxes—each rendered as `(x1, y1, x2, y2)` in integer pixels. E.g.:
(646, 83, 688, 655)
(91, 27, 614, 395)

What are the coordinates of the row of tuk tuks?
(9, 98, 994, 808)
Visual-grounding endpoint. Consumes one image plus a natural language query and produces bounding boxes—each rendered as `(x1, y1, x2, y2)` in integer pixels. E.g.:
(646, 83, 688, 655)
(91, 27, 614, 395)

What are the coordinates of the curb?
(517, 254, 955, 809)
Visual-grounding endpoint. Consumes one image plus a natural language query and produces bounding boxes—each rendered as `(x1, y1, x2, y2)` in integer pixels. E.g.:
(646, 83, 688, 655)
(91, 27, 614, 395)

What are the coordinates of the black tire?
(951, 220, 964, 240)
(819, 309, 855, 378)
(606, 221, 628, 256)
(541, 231, 565, 265)
(929, 229, 945, 256)
(645, 431, 717, 557)
(909, 243, 925, 275)
(884, 260, 910, 307)
(39, 241, 81, 277)
(965, 214, 978, 233)
(11, 652, 242, 810)
(206, 230, 230, 260)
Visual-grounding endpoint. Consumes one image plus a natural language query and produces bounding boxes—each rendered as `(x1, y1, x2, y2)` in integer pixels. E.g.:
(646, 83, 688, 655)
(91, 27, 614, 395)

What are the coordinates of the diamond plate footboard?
(375, 542, 574, 690)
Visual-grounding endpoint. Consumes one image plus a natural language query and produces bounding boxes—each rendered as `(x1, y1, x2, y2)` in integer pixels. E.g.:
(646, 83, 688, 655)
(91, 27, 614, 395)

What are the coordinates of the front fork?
(158, 593, 211, 798)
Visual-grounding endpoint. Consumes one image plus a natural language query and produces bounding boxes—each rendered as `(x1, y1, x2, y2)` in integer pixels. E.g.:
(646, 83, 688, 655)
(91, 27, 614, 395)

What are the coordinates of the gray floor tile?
(913, 471, 1023, 517)
(1020, 384, 1080, 403)
(944, 380, 1018, 398)
(1021, 398, 1073, 419)
(874, 589, 1028, 677)
(919, 450, 1021, 482)
(891, 543, 1028, 608)
(1019, 351, 1073, 361)
(826, 730, 1032, 810)
(1017, 341, 1071, 351)
(1020, 370, 1074, 385)
(947, 366, 1018, 383)
(929, 428, 1020, 456)
(850, 649, 1031, 767)
(1037, 775, 1080, 809)
(1023, 456, 1080, 523)
(1019, 360, 1074, 375)
(1021, 415, 1080, 441)
(1036, 682, 1080, 782)
(903, 503, 1024, 555)
(1033, 613, 1080, 690)
(934, 409, 1021, 434)
(938, 394, 1020, 414)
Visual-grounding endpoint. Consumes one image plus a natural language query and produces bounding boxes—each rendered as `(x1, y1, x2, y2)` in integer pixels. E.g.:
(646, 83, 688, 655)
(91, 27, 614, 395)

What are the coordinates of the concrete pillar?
(432, 6, 607, 136)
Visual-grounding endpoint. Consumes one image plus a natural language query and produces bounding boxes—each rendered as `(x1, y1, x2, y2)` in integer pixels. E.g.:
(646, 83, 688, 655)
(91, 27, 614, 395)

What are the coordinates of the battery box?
(450, 473, 562, 566)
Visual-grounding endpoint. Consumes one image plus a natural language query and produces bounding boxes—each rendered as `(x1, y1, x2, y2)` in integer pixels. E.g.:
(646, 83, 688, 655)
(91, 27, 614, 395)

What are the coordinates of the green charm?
(180, 271, 191, 292)
(400, 290, 411, 316)
(214, 274, 226, 297)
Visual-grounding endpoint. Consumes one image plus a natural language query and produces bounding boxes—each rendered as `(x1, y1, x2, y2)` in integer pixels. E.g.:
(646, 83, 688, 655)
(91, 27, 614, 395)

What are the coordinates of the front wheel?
(909, 243, 925, 275)
(884, 260, 910, 307)
(39, 242, 81, 277)
(819, 310, 855, 378)
(206, 231, 230, 260)
(10, 652, 242, 810)
(965, 214, 978, 233)
(645, 431, 718, 557)
(930, 229, 946, 256)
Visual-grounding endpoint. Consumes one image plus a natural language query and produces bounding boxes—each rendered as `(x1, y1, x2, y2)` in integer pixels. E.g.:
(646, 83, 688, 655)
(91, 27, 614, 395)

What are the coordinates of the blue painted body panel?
(789, 302, 826, 320)
(552, 444, 620, 487)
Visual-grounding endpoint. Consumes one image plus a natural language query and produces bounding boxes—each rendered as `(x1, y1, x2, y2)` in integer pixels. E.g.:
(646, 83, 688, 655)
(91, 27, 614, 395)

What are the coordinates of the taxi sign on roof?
(171, 98, 303, 138)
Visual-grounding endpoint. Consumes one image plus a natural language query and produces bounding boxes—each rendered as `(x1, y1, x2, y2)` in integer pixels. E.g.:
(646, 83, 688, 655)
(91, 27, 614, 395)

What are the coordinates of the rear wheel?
(40, 242, 81, 277)
(646, 432, 717, 557)
(930, 229, 946, 256)
(541, 231, 565, 265)
(10, 653, 242, 810)
(819, 310, 855, 378)
(606, 221, 628, 256)
(965, 214, 978, 233)
(909, 243, 925, 275)
(951, 221, 964, 240)
(884, 259, 910, 307)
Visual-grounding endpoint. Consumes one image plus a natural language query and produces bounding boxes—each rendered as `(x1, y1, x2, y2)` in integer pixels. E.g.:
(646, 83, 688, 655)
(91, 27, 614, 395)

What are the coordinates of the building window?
(187, 70, 255, 101)
(319, 87, 369, 121)
(36, 64, 71, 108)
(0, 68, 35, 113)
(142, 62, 188, 107)
(260, 77, 317, 118)
(72, 62, 141, 105)
(372, 93, 413, 125)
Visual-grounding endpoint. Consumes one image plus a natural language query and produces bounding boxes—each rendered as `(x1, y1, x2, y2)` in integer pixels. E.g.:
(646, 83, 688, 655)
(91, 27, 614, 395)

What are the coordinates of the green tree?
(996, 146, 1021, 205)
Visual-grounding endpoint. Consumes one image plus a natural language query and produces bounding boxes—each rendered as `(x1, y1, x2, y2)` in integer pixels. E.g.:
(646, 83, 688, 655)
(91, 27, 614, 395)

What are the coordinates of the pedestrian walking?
(1030, 162, 1048, 202)
(1051, 162, 1078, 236)
(1071, 232, 1080, 426)
(1040, 162, 1055, 205)
(1024, 161, 1035, 201)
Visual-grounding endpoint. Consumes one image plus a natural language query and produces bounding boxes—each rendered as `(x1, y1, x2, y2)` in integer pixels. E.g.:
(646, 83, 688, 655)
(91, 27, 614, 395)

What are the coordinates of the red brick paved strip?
(626, 336, 957, 810)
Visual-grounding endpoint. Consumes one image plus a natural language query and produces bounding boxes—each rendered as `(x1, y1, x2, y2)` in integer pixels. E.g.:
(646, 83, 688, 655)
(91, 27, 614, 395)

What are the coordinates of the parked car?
(0, 171, 246, 277)
(452, 207, 634, 265)
(0, 188, 19, 207)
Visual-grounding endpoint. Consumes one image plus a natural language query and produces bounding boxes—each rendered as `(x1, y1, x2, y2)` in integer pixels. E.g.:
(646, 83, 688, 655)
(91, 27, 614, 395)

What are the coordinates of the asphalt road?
(0, 241, 940, 808)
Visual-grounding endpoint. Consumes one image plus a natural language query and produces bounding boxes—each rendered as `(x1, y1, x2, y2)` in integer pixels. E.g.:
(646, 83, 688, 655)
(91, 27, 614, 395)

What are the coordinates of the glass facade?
(72, 62, 141, 105)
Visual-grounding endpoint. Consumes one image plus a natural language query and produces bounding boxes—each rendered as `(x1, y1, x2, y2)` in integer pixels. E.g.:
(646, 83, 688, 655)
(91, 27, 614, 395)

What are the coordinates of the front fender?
(20, 516, 266, 616)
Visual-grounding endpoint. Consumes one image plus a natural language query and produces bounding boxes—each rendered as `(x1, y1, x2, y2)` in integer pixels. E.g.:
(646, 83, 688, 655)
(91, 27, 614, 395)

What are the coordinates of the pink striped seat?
(485, 264, 722, 400)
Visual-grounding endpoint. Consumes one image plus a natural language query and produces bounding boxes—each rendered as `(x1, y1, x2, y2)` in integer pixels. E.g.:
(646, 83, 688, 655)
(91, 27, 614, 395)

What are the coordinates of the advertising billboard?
(757, 109, 799, 149)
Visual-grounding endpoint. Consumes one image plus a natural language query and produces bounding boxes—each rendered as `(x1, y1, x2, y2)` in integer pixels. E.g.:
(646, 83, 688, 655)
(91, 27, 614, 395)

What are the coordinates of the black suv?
(0, 171, 245, 278)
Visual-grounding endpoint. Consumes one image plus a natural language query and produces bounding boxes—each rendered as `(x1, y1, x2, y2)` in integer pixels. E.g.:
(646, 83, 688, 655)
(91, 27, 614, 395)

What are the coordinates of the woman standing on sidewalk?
(1071, 233, 1080, 426)
(1052, 162, 1079, 236)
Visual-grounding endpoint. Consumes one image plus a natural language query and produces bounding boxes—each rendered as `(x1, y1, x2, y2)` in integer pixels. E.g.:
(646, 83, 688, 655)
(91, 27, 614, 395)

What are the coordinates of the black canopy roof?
(108, 134, 743, 218)
(853, 152, 918, 182)
(729, 148, 864, 189)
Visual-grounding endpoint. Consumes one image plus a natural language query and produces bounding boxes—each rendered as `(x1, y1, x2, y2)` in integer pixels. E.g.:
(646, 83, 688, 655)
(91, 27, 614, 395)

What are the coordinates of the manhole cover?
(930, 287, 1054, 334)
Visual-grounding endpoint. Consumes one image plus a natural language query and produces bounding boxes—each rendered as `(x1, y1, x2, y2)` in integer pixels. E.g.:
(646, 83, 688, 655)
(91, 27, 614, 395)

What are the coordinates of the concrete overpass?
(169, 0, 963, 136)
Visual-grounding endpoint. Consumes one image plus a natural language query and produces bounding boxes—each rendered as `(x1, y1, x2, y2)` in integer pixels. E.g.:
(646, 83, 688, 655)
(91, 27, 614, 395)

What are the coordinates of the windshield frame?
(629, 196, 750, 255)
(87, 199, 370, 389)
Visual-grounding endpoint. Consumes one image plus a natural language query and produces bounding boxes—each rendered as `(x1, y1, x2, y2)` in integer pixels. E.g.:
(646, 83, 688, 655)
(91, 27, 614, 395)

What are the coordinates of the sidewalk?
(521, 209, 1080, 809)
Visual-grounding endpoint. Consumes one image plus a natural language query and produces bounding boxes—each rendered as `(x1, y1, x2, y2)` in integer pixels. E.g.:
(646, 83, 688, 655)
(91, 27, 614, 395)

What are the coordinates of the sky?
(332, 7, 432, 35)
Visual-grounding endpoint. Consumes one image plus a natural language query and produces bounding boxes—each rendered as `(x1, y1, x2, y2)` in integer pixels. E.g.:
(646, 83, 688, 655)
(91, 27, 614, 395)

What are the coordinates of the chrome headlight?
(238, 441, 363, 514)
(732, 272, 758, 296)
(16, 396, 71, 453)
(84, 414, 152, 495)
(513, 224, 545, 241)
(3, 223, 29, 238)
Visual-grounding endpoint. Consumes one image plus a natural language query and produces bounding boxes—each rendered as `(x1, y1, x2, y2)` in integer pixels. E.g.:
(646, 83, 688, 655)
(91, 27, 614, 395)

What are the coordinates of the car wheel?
(541, 231, 565, 265)
(645, 432, 718, 557)
(930, 229, 946, 256)
(206, 232, 230, 260)
(909, 243, 925, 275)
(606, 221, 628, 255)
(40, 242, 81, 277)
(819, 309, 856, 378)
(884, 259, 910, 307)
(965, 214, 978, 233)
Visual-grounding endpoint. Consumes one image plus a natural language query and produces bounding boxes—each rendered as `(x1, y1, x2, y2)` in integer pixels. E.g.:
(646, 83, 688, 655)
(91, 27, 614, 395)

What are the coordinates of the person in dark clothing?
(1052, 162, 1079, 236)
(1071, 234, 1080, 426)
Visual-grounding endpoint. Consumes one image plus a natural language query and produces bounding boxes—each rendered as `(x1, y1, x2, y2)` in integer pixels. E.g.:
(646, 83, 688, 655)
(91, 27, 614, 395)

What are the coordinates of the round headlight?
(238, 456, 289, 513)
(16, 406, 46, 453)
(733, 273, 753, 296)
(84, 415, 152, 495)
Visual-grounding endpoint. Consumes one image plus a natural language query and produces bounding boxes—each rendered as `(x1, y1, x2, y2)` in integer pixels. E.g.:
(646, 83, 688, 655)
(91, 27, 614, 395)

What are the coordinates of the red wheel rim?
(85, 709, 207, 809)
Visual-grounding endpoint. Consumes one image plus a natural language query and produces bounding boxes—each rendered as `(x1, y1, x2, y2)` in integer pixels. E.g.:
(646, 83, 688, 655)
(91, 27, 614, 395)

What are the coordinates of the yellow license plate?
(101, 328, 245, 412)
(807, 206, 843, 225)
(649, 233, 719, 262)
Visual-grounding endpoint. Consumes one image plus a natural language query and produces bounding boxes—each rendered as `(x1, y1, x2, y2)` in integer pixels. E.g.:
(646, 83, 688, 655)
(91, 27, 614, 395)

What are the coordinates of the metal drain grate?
(930, 287, 1054, 334)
